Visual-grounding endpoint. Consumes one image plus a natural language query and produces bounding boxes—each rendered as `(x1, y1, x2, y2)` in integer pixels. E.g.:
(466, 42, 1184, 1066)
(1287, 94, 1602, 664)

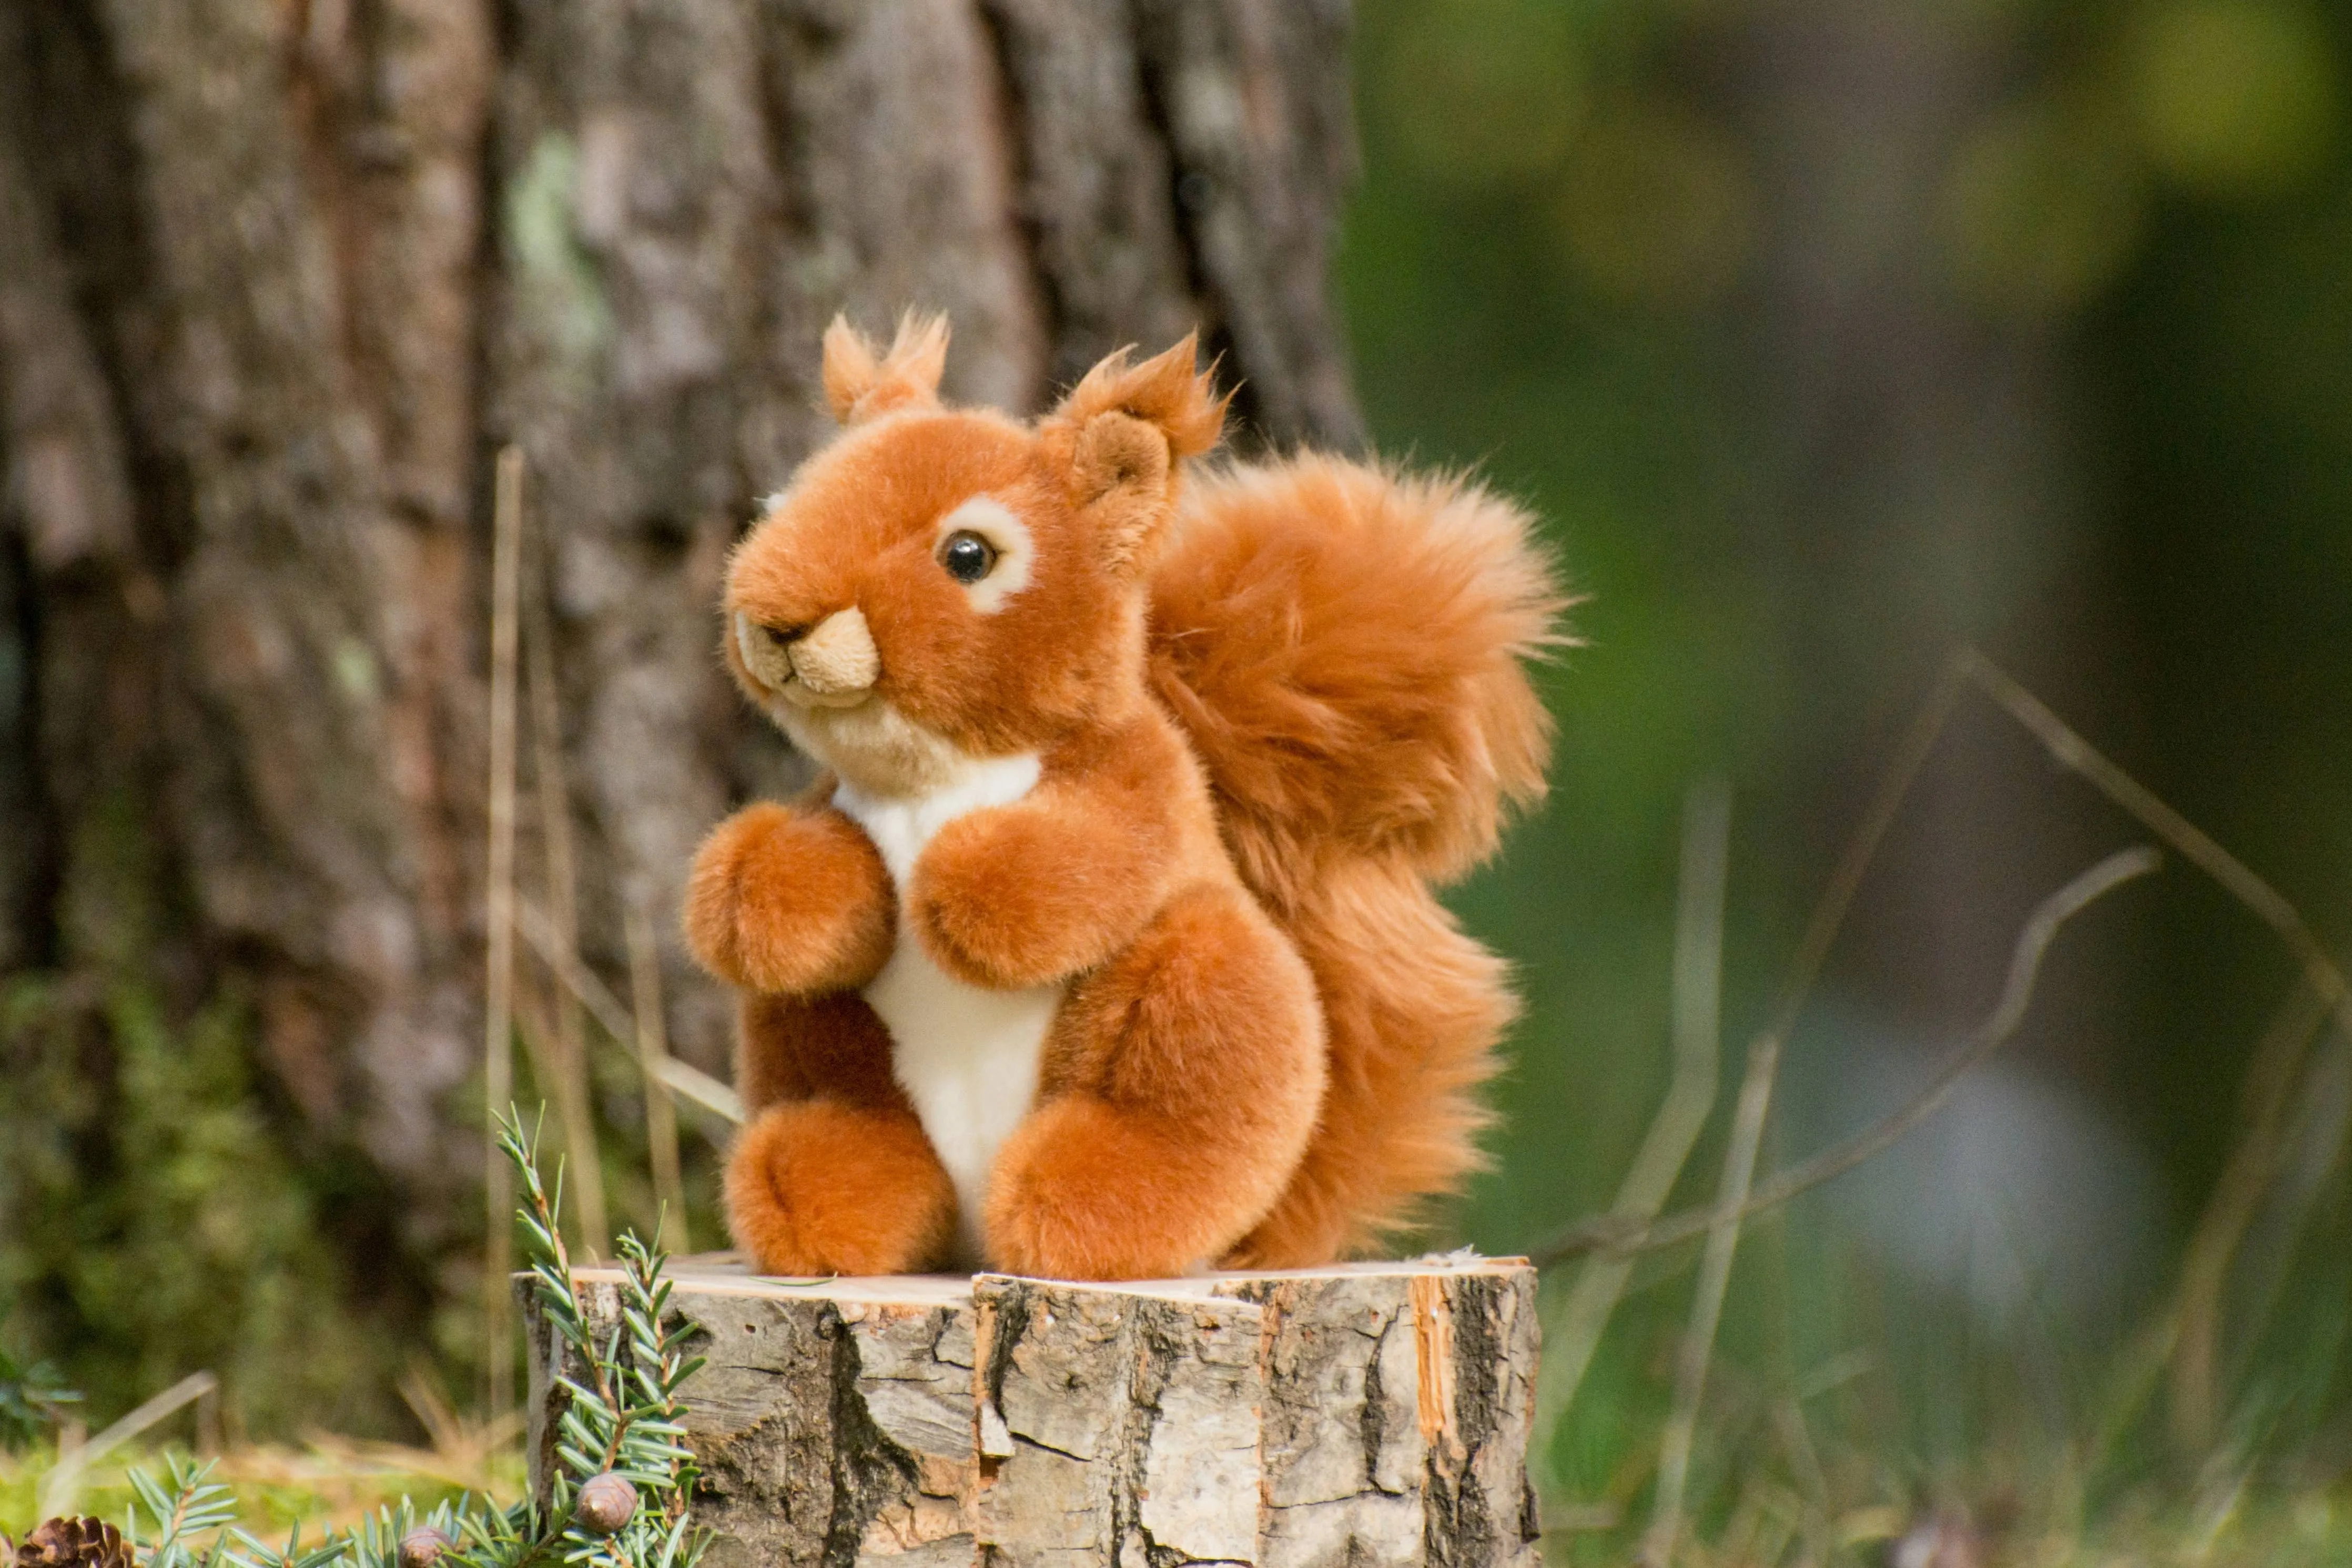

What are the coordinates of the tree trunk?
(0, 0, 1363, 1426)
(525, 1257, 1542, 1567)
(1728, 0, 2118, 1035)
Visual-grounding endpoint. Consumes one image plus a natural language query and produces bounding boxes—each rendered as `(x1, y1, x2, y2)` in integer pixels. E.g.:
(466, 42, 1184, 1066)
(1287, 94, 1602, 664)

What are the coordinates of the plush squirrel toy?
(685, 314, 1560, 1280)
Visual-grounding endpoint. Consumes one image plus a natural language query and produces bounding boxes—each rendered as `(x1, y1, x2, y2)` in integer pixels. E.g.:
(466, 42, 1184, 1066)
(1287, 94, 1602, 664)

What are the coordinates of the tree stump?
(525, 1255, 1542, 1568)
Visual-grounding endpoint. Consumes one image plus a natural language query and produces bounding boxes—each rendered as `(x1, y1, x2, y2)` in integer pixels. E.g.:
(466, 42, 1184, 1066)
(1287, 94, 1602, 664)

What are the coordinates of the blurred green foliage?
(0, 788, 398, 1438)
(1344, 0, 2352, 1547)
(0, 1343, 77, 1450)
(0, 762, 728, 1445)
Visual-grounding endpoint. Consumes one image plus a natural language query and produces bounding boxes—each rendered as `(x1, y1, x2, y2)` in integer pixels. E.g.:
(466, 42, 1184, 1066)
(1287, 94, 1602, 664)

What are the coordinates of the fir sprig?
(97, 1108, 705, 1568)
(127, 1454, 236, 1568)
(223, 1523, 350, 1568)
(497, 1111, 704, 1568)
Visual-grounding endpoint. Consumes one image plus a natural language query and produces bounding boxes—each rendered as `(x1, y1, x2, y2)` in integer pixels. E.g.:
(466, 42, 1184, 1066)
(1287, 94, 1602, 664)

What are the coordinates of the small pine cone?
(397, 1528, 453, 1568)
(574, 1473, 637, 1536)
(17, 1518, 133, 1568)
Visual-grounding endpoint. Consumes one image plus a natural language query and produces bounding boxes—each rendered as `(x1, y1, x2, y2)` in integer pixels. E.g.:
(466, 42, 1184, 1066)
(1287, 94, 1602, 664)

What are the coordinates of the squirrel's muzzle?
(779, 606, 878, 706)
(735, 606, 878, 707)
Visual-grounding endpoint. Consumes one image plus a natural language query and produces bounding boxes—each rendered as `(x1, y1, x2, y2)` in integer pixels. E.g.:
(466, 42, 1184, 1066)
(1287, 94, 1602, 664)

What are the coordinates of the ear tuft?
(1041, 335, 1224, 576)
(821, 310, 951, 424)
(1047, 332, 1228, 461)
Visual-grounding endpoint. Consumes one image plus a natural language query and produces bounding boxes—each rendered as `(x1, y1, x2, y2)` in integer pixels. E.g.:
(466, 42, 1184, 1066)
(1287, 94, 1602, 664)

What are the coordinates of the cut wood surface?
(525, 1255, 1540, 1568)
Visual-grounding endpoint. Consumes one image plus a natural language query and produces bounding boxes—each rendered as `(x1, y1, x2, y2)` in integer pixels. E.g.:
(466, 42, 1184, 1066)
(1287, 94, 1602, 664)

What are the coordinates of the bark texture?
(526, 1257, 1540, 1568)
(0, 0, 1363, 1392)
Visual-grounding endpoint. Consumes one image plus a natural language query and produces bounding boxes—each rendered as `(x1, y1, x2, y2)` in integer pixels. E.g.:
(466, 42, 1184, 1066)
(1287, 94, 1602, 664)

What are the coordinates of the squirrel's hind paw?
(724, 1101, 956, 1276)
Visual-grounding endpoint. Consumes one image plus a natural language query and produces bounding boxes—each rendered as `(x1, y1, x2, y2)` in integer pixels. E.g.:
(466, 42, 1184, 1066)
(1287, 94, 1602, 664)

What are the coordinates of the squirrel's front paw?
(725, 1101, 956, 1275)
(910, 810, 1134, 989)
(684, 803, 893, 994)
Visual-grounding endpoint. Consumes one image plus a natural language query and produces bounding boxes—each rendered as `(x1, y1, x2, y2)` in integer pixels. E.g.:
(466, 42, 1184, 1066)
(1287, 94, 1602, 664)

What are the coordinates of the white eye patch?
(935, 495, 1032, 614)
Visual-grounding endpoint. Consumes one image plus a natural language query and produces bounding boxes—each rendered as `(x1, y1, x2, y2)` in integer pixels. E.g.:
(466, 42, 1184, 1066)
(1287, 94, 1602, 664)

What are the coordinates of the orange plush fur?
(686, 313, 1562, 1280)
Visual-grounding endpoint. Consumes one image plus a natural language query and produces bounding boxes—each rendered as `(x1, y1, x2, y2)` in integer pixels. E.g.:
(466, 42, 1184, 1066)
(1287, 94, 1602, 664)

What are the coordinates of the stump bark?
(525, 1255, 1542, 1568)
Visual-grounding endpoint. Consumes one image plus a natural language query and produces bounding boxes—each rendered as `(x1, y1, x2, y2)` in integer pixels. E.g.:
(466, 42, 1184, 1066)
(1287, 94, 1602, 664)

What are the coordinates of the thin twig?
(1645, 1026, 1779, 1568)
(484, 444, 525, 1429)
(626, 903, 690, 1250)
(523, 513, 607, 1258)
(1535, 846, 2161, 1265)
(516, 895, 745, 1126)
(1736, 846, 2158, 1208)
(1541, 781, 1730, 1440)
(1957, 649, 2348, 1021)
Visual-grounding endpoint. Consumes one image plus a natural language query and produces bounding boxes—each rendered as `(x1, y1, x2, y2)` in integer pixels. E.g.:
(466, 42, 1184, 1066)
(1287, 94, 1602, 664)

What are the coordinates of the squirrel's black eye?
(939, 530, 998, 585)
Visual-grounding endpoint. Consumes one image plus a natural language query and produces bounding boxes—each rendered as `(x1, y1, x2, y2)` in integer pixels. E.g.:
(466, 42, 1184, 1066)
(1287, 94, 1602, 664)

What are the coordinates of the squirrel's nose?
(787, 606, 879, 703)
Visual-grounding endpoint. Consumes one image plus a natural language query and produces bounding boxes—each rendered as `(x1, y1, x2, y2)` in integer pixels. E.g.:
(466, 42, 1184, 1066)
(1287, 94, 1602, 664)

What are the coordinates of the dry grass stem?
(643, 1055, 743, 1129)
(1645, 1026, 1782, 1568)
(515, 895, 744, 1127)
(482, 444, 524, 1429)
(522, 516, 607, 1258)
(1760, 652, 1966, 1060)
(37, 1370, 216, 1518)
(1953, 649, 2352, 1461)
(511, 965, 649, 1274)
(625, 904, 690, 1249)
(2169, 981, 2332, 1454)
(511, 979, 574, 1156)
(2206, 1001, 2352, 1431)
(1537, 846, 2160, 1265)
(1542, 780, 1731, 1442)
(272, 1362, 531, 1499)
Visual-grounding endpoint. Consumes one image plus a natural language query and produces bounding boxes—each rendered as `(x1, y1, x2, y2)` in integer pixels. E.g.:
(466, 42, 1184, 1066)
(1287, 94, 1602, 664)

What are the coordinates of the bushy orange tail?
(1148, 454, 1566, 1261)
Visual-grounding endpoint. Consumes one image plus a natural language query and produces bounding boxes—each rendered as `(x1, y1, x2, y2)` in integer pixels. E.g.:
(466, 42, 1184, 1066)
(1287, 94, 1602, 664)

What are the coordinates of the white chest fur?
(832, 754, 1058, 1267)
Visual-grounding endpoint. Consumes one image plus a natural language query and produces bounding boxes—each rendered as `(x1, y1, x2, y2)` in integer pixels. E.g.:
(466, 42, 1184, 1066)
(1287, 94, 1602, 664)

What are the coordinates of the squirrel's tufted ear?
(1043, 333, 1228, 573)
(821, 311, 950, 424)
